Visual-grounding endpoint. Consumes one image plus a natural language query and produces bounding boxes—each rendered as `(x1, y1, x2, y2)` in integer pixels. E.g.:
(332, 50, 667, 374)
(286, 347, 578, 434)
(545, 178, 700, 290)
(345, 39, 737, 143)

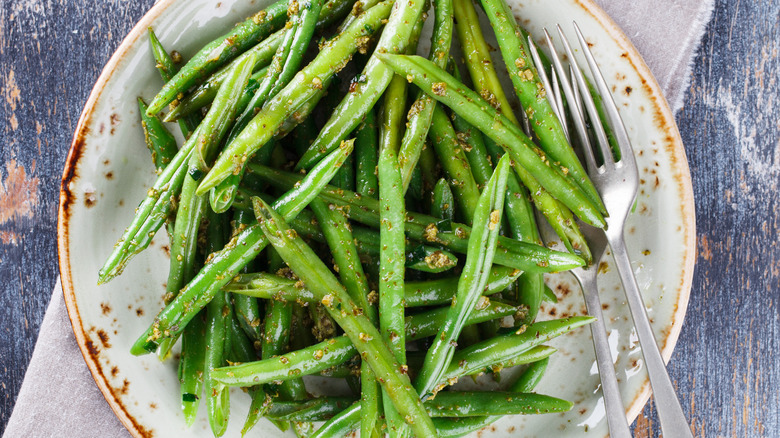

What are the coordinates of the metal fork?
(537, 214, 632, 437)
(523, 36, 631, 438)
(536, 22, 693, 438)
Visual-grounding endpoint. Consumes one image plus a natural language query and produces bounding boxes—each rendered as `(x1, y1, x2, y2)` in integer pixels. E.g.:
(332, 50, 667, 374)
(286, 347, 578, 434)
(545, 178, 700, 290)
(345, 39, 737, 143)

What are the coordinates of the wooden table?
(1, 0, 777, 436)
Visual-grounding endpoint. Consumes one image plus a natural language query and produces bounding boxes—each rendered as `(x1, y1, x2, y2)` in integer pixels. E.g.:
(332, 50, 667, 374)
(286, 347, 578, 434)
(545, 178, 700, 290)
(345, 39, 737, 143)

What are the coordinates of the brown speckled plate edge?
(56, 0, 696, 436)
(573, 0, 696, 425)
(58, 2, 177, 437)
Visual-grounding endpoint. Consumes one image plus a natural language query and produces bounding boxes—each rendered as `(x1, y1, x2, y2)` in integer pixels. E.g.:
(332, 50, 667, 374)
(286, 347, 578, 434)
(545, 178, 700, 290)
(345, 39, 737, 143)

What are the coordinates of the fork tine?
(555, 24, 615, 167)
(570, 65, 600, 173)
(572, 22, 636, 170)
(542, 28, 599, 173)
(550, 68, 569, 139)
(527, 37, 566, 135)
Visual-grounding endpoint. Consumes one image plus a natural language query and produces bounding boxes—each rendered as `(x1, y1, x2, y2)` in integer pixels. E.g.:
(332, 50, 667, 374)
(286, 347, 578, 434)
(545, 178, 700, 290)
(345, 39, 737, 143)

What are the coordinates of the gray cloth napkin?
(4, 1, 714, 436)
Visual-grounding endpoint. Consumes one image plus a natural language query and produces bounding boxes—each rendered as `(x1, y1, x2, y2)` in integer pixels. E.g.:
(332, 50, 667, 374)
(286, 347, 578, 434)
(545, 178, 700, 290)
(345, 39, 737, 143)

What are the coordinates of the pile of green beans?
(101, 0, 608, 435)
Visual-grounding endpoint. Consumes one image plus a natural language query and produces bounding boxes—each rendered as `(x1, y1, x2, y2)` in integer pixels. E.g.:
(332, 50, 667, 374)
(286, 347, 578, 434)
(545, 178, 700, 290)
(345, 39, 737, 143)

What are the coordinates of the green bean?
(309, 201, 376, 324)
(417, 140, 440, 203)
(424, 391, 571, 417)
(466, 345, 555, 377)
(478, 0, 604, 212)
(230, 212, 265, 344)
(166, 63, 272, 123)
(415, 155, 510, 398)
(138, 97, 178, 240)
(447, 66, 492, 189)
(178, 310, 207, 426)
(130, 141, 354, 355)
(309, 328, 547, 438)
(377, 73, 411, 437)
(441, 316, 594, 383)
(99, 53, 256, 284)
(354, 108, 379, 198)
(406, 301, 518, 342)
(310, 403, 361, 438)
(209, 133, 277, 215)
(429, 106, 482, 224)
(266, 398, 357, 422)
(247, 164, 585, 272)
(542, 283, 558, 303)
(316, 0, 360, 29)
(291, 113, 320, 159)
(516, 356, 550, 391)
(336, 0, 381, 33)
(228, 264, 520, 309)
(295, 0, 429, 171)
(203, 211, 231, 437)
(229, 313, 258, 362)
(156, 153, 208, 359)
(226, 325, 269, 434)
(432, 178, 455, 221)
(406, 266, 520, 307)
(147, 28, 178, 82)
(147, 28, 201, 136)
(242, 391, 273, 436)
(404, 244, 458, 273)
(374, 53, 606, 228)
(138, 98, 178, 173)
(333, 153, 355, 191)
(146, 0, 289, 115)
(211, 300, 516, 387)
(397, 0, 454, 190)
(361, 361, 382, 438)
(195, 1, 394, 195)
(227, 0, 325, 147)
(435, 355, 552, 437)
(161, 53, 259, 359)
(377, 75, 408, 356)
(234, 201, 459, 274)
(262, 297, 293, 360)
(252, 198, 437, 437)
(454, 18, 595, 259)
(243, 389, 569, 422)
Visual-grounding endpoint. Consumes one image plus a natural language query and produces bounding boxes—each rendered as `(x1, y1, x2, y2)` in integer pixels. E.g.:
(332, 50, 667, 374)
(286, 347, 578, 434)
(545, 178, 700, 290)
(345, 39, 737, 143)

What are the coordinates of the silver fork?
(528, 33, 632, 438)
(536, 23, 693, 438)
(536, 214, 632, 438)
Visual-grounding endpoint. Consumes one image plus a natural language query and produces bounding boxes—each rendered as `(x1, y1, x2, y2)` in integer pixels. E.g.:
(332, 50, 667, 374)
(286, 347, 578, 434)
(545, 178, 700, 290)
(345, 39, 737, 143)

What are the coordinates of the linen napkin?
(3, 0, 714, 436)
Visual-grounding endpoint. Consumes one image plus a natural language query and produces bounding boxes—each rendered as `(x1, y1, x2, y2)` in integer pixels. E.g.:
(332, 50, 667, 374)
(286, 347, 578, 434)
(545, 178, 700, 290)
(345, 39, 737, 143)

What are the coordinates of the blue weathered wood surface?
(0, 0, 777, 436)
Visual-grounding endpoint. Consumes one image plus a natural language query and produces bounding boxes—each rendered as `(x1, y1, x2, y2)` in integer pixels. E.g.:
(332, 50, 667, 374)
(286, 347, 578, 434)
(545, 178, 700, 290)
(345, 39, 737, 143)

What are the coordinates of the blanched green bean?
(147, 0, 289, 114)
(195, 1, 394, 195)
(252, 198, 437, 437)
(415, 155, 510, 398)
(246, 164, 585, 273)
(130, 141, 354, 355)
(374, 53, 606, 228)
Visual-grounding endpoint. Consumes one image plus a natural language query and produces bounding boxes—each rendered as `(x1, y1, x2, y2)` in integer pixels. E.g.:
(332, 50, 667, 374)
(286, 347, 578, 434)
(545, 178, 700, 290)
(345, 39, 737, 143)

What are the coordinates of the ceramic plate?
(58, 0, 696, 436)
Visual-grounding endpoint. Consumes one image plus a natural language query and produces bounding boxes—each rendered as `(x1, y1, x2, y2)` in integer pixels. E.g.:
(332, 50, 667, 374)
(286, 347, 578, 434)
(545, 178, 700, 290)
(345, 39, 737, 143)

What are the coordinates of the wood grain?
(0, 0, 156, 429)
(0, 0, 778, 436)
(632, 0, 780, 436)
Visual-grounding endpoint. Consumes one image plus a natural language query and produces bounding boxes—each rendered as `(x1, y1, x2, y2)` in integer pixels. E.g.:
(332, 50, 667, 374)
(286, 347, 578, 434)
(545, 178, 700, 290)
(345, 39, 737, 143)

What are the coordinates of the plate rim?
(57, 0, 697, 436)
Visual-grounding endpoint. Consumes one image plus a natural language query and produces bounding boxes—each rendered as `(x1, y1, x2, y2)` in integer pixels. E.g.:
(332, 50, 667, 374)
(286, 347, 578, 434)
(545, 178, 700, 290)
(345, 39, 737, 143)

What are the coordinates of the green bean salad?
(100, 0, 608, 435)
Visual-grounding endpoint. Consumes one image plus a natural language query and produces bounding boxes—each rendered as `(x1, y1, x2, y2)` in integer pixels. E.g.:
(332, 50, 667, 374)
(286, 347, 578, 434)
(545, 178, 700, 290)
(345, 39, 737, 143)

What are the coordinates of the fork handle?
(607, 230, 693, 438)
(578, 273, 632, 438)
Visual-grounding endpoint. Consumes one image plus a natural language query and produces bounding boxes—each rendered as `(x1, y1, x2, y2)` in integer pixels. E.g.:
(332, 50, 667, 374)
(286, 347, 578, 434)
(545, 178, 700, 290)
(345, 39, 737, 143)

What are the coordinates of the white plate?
(58, 0, 696, 436)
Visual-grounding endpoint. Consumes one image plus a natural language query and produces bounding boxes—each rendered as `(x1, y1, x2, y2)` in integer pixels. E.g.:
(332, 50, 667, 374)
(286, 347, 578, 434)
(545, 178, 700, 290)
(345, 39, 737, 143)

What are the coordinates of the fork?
(536, 211, 632, 437)
(535, 22, 694, 438)
(527, 31, 632, 438)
